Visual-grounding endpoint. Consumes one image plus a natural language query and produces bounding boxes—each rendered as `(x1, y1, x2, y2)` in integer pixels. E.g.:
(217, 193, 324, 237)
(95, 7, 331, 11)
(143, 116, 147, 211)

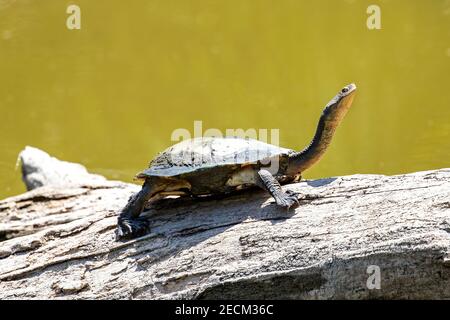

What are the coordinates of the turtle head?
(286, 83, 357, 174)
(322, 83, 357, 123)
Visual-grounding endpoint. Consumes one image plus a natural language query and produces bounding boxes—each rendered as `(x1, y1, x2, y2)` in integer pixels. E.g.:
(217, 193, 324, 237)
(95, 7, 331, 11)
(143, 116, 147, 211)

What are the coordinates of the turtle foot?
(116, 217, 150, 240)
(275, 189, 300, 210)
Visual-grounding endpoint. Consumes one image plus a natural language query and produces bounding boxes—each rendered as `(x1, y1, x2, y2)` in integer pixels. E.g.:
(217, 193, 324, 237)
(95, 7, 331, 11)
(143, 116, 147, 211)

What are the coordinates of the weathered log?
(0, 146, 449, 299)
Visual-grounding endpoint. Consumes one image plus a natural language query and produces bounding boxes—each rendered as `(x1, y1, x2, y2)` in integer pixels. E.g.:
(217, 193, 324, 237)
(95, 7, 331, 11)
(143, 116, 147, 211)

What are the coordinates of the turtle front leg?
(116, 180, 156, 240)
(256, 169, 299, 209)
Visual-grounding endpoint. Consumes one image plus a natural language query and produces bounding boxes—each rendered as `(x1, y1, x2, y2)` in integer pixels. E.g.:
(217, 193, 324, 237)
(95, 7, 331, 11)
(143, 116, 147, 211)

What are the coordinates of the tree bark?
(0, 146, 449, 299)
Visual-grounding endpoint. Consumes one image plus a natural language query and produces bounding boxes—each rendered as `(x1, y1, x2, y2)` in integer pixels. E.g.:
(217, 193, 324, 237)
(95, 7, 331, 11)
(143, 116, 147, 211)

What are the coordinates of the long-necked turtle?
(117, 83, 357, 239)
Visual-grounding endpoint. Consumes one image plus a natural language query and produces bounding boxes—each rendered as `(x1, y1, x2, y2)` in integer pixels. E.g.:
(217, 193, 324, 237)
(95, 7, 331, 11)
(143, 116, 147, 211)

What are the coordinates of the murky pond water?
(0, 0, 449, 199)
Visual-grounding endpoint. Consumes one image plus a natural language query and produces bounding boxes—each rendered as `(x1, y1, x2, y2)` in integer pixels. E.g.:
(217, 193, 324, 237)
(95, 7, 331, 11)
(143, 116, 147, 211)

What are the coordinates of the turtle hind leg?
(116, 180, 156, 240)
(256, 169, 299, 210)
(116, 215, 149, 240)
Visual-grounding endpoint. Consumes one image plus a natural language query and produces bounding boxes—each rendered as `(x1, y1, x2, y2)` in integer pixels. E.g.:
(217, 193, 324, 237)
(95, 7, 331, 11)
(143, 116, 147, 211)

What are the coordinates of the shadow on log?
(0, 146, 449, 299)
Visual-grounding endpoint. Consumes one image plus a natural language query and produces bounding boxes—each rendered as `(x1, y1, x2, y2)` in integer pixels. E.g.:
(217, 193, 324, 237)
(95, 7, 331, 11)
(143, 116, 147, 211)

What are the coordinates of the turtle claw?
(116, 217, 150, 240)
(285, 189, 297, 197)
(275, 190, 300, 210)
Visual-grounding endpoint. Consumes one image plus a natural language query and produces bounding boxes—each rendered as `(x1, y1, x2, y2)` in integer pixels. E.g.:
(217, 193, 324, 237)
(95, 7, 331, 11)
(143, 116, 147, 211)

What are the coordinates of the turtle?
(116, 83, 357, 240)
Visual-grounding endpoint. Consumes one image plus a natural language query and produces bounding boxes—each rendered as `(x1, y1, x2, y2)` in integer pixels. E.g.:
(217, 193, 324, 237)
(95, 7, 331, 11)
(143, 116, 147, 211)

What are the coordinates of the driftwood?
(0, 146, 449, 299)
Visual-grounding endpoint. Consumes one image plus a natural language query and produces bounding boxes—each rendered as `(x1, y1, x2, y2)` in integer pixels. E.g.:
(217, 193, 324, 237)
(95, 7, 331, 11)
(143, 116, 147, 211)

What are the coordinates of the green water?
(0, 0, 449, 199)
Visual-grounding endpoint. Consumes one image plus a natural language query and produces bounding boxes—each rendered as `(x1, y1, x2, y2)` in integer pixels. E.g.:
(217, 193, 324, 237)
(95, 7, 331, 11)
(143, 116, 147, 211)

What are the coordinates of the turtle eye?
(341, 87, 349, 93)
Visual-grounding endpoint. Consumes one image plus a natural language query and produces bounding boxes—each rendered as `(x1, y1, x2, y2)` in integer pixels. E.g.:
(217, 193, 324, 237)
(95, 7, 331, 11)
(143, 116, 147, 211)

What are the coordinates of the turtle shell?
(137, 136, 294, 178)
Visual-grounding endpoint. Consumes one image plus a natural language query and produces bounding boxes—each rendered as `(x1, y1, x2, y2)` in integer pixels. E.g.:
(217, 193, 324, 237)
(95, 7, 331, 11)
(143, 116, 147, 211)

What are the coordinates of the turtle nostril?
(342, 87, 349, 93)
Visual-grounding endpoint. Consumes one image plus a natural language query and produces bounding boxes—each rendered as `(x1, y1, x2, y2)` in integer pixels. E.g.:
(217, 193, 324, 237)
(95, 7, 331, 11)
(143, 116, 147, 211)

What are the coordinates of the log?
(0, 146, 449, 299)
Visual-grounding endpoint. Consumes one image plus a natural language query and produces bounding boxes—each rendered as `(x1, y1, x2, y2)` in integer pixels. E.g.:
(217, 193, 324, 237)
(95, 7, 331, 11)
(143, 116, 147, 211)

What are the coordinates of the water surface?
(0, 0, 449, 198)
